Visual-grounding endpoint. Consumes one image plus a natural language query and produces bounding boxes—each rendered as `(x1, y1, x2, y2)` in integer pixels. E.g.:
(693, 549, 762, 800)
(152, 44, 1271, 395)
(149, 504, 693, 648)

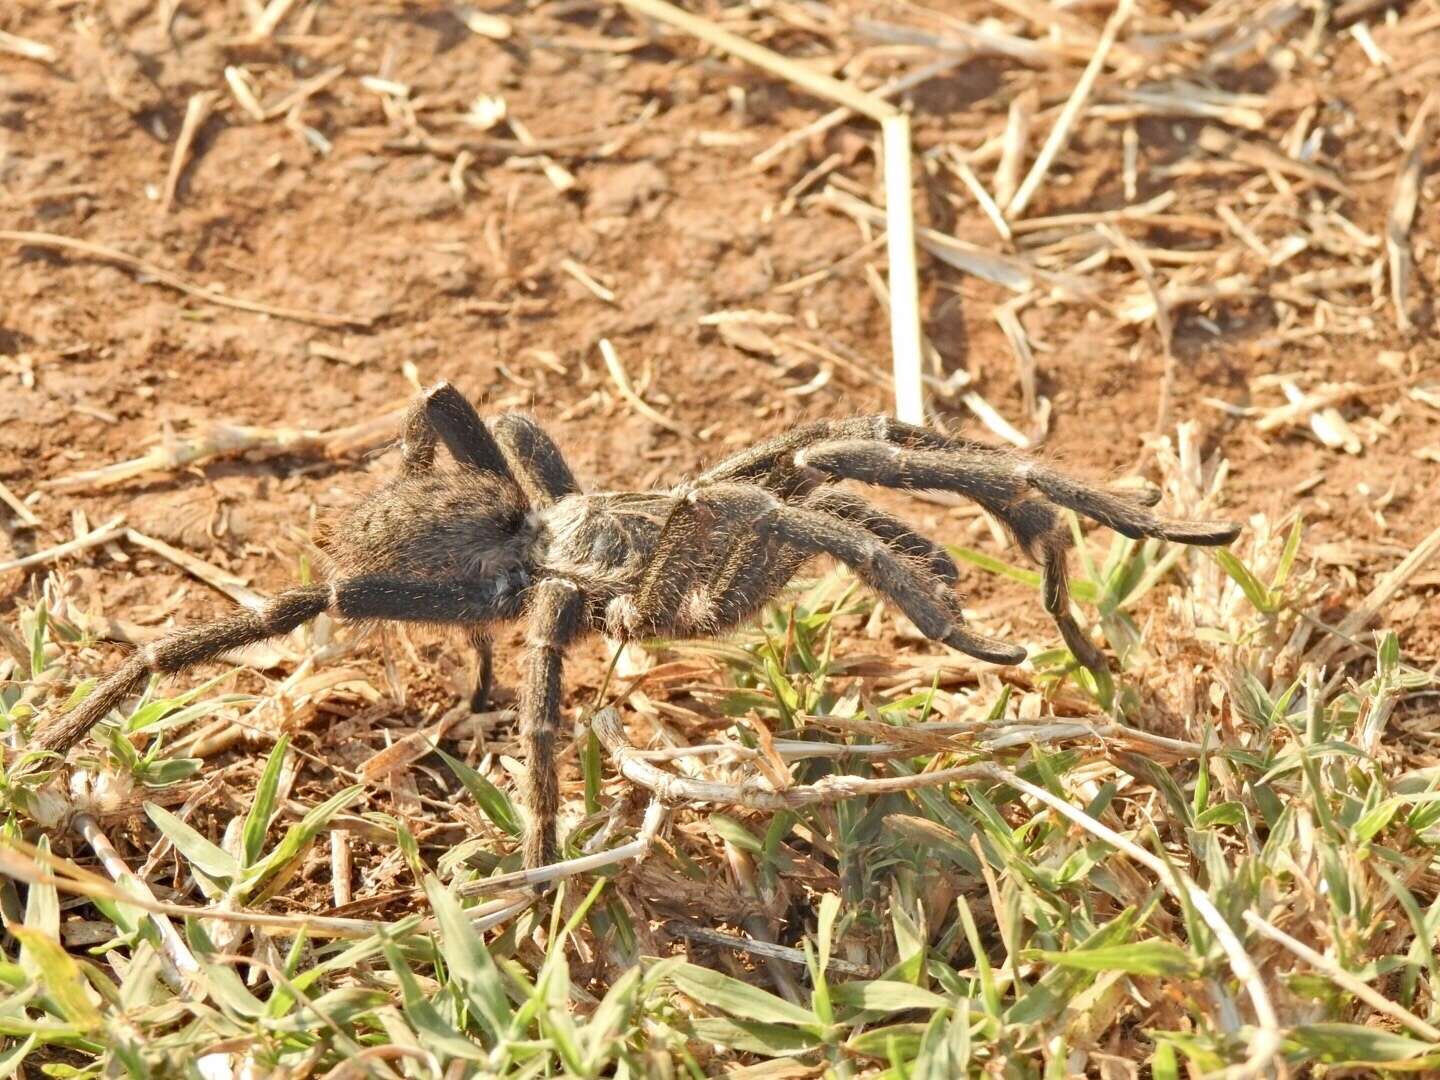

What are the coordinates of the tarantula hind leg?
(31, 576, 524, 759)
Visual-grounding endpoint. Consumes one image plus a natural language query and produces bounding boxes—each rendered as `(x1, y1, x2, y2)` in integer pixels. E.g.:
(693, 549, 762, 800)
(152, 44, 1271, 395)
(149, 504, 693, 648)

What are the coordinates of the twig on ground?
(250, 0, 302, 38)
(262, 66, 345, 121)
(994, 88, 1037, 209)
(1243, 910, 1440, 1042)
(560, 258, 617, 304)
(752, 56, 968, 170)
(0, 478, 41, 527)
(0, 516, 126, 574)
(41, 407, 407, 490)
(598, 339, 695, 439)
(1008, 0, 1134, 217)
(0, 838, 497, 939)
(664, 920, 877, 977)
(73, 812, 203, 996)
(1386, 92, 1435, 334)
(1306, 522, 1440, 667)
(123, 528, 263, 609)
(1195, 126, 1352, 197)
(592, 706, 992, 810)
(0, 29, 57, 63)
(459, 799, 667, 896)
(161, 91, 218, 213)
(507, 116, 578, 192)
(0, 231, 373, 329)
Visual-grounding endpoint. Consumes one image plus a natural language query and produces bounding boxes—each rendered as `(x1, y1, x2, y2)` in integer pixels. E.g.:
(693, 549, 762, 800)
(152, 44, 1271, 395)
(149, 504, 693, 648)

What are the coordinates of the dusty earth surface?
(2, 3, 1438, 800)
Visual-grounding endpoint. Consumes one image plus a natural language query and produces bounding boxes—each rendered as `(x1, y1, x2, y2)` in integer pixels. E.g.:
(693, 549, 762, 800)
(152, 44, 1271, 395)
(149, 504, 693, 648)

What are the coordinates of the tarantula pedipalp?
(32, 383, 1241, 868)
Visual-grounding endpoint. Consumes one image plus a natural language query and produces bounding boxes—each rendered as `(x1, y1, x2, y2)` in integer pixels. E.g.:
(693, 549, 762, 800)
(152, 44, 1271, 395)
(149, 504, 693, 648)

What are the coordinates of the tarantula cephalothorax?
(33, 383, 1241, 867)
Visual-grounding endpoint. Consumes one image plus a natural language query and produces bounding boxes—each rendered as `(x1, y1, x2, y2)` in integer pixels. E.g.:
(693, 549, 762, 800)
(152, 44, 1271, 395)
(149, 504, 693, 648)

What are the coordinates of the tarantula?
(32, 383, 1240, 868)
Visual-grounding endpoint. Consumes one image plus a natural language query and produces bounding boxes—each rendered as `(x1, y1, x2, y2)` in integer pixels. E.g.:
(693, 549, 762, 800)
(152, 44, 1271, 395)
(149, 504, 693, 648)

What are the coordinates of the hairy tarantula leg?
(624, 497, 725, 635)
(695, 416, 995, 487)
(695, 486, 1026, 665)
(519, 579, 586, 870)
(30, 585, 334, 756)
(329, 576, 528, 622)
(701, 529, 806, 634)
(1004, 494, 1110, 671)
(1022, 466, 1236, 544)
(1041, 540, 1107, 672)
(795, 441, 1241, 545)
(803, 487, 960, 586)
(31, 576, 528, 758)
(489, 414, 581, 507)
(401, 382, 514, 479)
(467, 626, 495, 712)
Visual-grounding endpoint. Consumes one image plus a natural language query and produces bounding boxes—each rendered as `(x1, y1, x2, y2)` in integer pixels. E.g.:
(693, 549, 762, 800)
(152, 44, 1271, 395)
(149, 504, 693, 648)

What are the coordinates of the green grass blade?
(143, 804, 238, 882)
(241, 734, 289, 868)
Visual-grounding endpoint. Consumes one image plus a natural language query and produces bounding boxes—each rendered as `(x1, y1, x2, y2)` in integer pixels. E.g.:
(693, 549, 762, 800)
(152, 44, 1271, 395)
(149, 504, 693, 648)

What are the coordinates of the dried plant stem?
(507, 115, 578, 192)
(881, 114, 925, 425)
(73, 812, 203, 996)
(598, 339, 694, 439)
(0, 231, 372, 329)
(251, 0, 300, 38)
(0, 478, 41, 527)
(43, 408, 407, 490)
(752, 56, 968, 170)
(665, 920, 875, 976)
(9, 831, 533, 938)
(1008, 0, 1133, 217)
(0, 515, 125, 574)
(459, 799, 667, 896)
(330, 829, 353, 907)
(1242, 911, 1440, 1041)
(593, 707, 993, 809)
(619, 0, 891, 121)
(124, 528, 263, 609)
(0, 29, 57, 62)
(162, 91, 217, 213)
(994, 88, 1036, 209)
(1307, 522, 1440, 668)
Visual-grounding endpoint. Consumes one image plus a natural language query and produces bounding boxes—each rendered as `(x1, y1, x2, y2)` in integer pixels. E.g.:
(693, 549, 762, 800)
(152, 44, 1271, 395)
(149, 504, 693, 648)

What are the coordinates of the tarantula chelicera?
(34, 383, 1240, 867)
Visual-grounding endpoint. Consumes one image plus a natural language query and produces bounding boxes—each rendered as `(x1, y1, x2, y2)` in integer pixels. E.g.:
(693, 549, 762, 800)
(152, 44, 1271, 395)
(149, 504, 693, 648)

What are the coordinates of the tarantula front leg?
(401, 381, 515, 479)
(400, 384, 529, 707)
(665, 484, 968, 636)
(618, 495, 720, 636)
(518, 578, 587, 869)
(795, 439, 1240, 670)
(489, 415, 580, 508)
(796, 441, 1237, 545)
(695, 415, 994, 488)
(802, 487, 960, 586)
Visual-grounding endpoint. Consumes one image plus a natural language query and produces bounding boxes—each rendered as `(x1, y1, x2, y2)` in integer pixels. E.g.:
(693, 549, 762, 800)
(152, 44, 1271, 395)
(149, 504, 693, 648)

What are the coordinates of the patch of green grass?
(2, 493, 1438, 1077)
